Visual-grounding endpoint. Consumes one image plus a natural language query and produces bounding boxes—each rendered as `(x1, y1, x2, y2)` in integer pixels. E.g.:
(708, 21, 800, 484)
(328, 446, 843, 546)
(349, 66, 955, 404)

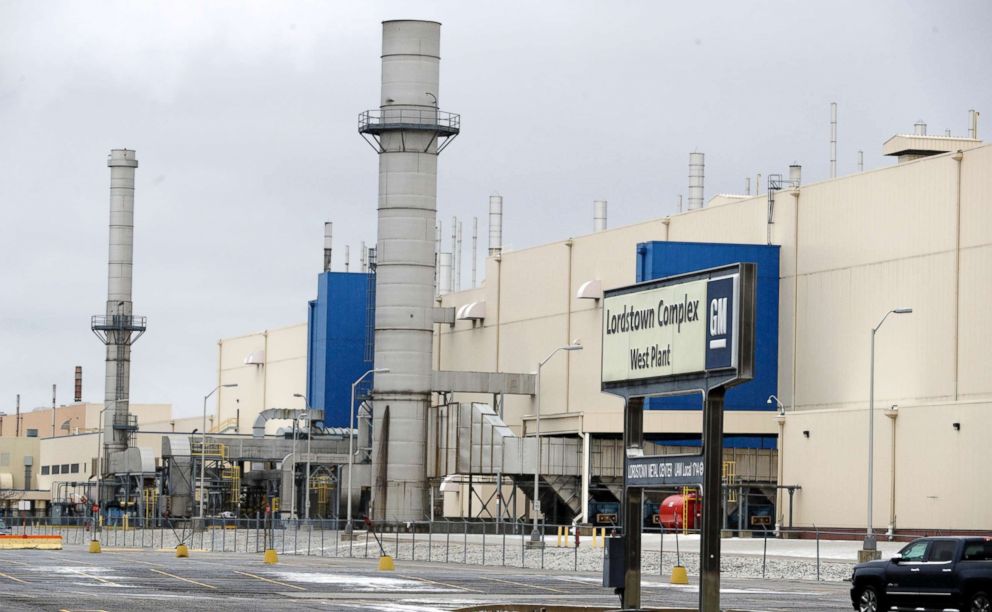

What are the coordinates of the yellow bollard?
(377, 555, 395, 571)
(88, 539, 102, 554)
(671, 565, 689, 585)
(175, 544, 189, 558)
(263, 548, 278, 564)
(556, 526, 563, 547)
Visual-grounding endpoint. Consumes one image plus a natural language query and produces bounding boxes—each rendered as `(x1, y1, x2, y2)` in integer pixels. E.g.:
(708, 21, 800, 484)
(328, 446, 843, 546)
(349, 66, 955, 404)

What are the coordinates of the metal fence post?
(502, 531, 506, 567)
(445, 524, 450, 564)
(428, 521, 432, 563)
(463, 521, 468, 564)
(815, 524, 821, 582)
(762, 525, 768, 578)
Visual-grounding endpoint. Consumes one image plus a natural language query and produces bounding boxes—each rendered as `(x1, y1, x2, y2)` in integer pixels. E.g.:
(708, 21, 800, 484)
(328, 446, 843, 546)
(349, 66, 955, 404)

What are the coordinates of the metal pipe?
(488, 194, 503, 256)
(858, 150, 864, 173)
(471, 217, 478, 288)
(456, 220, 463, 291)
(323, 222, 333, 272)
(593, 200, 607, 232)
(969, 109, 979, 139)
(451, 216, 457, 291)
(745, 177, 751, 196)
(344, 245, 350, 272)
(830, 102, 837, 178)
(688, 152, 705, 210)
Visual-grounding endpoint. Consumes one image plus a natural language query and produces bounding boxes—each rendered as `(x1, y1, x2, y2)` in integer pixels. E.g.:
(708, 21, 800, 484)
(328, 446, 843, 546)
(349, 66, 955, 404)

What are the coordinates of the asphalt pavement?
(0, 546, 854, 611)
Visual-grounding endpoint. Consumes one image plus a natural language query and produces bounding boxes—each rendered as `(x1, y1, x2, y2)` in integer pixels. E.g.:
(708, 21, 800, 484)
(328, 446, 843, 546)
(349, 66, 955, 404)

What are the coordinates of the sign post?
(601, 263, 756, 611)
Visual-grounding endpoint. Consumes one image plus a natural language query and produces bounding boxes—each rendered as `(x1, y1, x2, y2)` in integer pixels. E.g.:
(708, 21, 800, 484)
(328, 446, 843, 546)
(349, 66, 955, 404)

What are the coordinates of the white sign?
(602, 279, 708, 382)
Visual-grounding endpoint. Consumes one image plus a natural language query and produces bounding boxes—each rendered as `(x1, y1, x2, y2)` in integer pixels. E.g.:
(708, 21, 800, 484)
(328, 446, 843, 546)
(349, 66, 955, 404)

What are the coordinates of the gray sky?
(1, 1, 989, 418)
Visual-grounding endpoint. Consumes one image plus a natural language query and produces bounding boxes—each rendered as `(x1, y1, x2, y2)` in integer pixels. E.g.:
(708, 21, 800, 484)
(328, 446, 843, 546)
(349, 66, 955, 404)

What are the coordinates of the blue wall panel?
(635, 241, 780, 414)
(306, 272, 374, 428)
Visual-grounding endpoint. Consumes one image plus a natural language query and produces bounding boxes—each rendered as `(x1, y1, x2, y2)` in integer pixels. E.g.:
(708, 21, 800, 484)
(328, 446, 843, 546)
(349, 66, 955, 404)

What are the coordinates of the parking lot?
(0, 546, 854, 611)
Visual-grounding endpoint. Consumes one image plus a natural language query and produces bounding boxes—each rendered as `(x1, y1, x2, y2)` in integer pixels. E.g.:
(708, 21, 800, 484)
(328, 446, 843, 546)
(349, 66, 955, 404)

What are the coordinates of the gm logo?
(709, 297, 728, 348)
(705, 277, 735, 370)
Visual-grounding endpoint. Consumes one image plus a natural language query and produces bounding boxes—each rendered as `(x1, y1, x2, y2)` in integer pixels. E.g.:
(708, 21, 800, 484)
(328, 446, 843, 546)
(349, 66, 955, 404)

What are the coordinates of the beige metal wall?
(215, 323, 308, 434)
(436, 144, 991, 531)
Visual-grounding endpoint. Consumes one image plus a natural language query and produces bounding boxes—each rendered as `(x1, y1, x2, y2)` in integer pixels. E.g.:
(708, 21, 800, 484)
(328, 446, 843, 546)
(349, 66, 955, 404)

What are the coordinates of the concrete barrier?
(0, 535, 63, 550)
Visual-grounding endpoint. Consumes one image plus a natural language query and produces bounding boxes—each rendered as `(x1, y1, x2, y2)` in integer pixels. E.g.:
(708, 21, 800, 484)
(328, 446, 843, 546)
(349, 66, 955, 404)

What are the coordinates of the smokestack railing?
(358, 109, 461, 153)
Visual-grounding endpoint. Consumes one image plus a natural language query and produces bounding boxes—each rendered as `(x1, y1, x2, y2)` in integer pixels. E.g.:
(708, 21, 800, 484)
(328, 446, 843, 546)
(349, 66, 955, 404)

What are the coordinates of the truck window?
(927, 540, 956, 562)
(963, 541, 992, 561)
(900, 540, 929, 561)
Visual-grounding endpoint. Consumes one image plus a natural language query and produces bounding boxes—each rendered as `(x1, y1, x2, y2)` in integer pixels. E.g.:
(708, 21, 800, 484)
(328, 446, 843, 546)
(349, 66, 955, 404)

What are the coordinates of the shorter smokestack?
(688, 152, 705, 210)
(74, 366, 82, 403)
(830, 102, 837, 178)
(345, 245, 350, 272)
(360, 241, 367, 273)
(488, 194, 503, 256)
(323, 222, 333, 272)
(756, 173, 762, 196)
(745, 177, 751, 196)
(593, 200, 607, 232)
(858, 150, 864, 172)
(471, 217, 478, 288)
(914, 120, 927, 136)
(969, 109, 979, 139)
(789, 164, 802, 187)
(677, 195, 683, 213)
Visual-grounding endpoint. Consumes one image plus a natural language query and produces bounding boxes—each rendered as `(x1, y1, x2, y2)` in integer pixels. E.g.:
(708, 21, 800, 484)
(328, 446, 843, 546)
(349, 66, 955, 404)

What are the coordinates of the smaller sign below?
(626, 454, 704, 487)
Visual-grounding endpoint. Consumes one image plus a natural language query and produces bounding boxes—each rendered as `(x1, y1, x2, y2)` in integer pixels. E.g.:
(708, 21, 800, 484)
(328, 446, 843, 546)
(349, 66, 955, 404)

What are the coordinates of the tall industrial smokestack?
(688, 152, 704, 210)
(74, 366, 83, 403)
(830, 102, 837, 179)
(488, 194, 503, 256)
(593, 200, 607, 232)
(789, 164, 802, 187)
(323, 222, 333, 272)
(359, 20, 459, 521)
(92, 149, 146, 464)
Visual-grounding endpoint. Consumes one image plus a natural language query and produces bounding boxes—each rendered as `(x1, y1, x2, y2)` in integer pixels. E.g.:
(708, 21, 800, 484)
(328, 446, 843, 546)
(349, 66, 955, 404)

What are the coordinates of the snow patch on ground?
(270, 572, 458, 592)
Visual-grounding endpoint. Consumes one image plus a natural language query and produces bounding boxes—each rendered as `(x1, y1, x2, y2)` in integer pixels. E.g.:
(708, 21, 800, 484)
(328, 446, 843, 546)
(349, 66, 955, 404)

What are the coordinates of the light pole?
(200, 383, 238, 520)
(530, 342, 583, 545)
(864, 308, 911, 553)
(345, 367, 388, 535)
(766, 394, 785, 414)
(293, 393, 313, 522)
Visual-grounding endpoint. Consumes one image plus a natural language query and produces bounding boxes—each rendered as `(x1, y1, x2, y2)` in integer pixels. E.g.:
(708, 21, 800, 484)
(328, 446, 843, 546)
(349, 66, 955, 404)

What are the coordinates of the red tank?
(658, 493, 701, 530)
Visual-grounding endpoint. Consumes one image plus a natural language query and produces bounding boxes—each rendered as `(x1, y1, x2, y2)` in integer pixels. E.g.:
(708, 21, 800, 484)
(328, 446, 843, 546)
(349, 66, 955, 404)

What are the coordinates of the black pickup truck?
(850, 536, 992, 612)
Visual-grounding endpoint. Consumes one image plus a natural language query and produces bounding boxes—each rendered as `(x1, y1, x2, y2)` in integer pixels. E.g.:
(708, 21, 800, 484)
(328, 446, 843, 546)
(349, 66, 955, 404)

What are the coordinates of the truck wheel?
(857, 584, 884, 612)
(969, 591, 991, 612)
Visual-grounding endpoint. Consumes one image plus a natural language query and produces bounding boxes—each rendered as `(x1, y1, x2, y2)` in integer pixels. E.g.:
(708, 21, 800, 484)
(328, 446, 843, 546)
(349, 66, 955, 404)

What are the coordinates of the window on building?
(60, 464, 70, 474)
(41, 466, 50, 475)
(51, 465, 60, 474)
(26, 428, 38, 438)
(70, 464, 80, 474)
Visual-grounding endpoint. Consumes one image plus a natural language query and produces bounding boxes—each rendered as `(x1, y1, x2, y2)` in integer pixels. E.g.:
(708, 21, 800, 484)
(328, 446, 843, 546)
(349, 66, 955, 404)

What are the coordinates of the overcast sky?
(1, 1, 989, 419)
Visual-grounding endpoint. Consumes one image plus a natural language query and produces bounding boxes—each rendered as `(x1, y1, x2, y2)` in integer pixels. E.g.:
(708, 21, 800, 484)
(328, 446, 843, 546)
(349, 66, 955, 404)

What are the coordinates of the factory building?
(3, 21, 987, 538)
(214, 116, 990, 535)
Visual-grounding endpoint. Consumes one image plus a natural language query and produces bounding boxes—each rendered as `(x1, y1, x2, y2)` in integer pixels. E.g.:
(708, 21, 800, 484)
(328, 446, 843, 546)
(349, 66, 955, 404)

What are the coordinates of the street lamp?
(345, 367, 389, 536)
(766, 395, 785, 415)
(199, 383, 238, 520)
(293, 393, 313, 522)
(530, 341, 583, 545)
(864, 307, 911, 553)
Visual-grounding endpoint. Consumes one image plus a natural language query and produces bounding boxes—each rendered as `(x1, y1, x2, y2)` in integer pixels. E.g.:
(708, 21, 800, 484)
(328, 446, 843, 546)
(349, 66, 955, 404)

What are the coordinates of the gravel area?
(37, 524, 857, 582)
